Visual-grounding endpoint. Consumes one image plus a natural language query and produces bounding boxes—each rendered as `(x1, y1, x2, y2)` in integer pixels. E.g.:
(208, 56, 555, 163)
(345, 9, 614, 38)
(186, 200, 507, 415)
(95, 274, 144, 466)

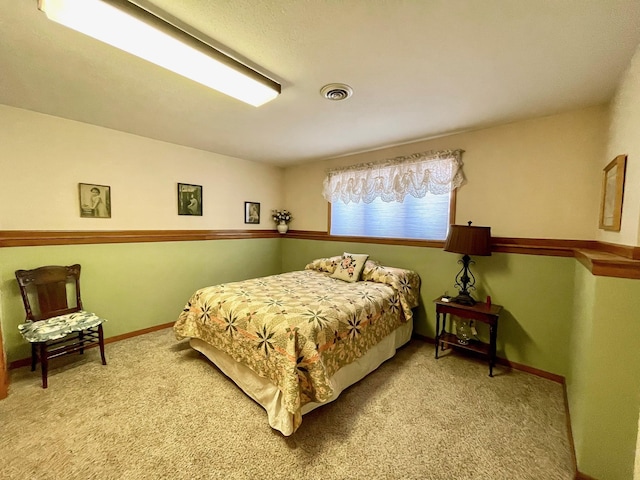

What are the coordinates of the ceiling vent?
(320, 83, 353, 101)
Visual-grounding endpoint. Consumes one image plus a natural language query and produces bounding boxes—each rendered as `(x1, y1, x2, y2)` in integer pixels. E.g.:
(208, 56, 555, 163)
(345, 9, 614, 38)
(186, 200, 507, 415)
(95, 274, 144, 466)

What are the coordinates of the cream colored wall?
(605, 40, 640, 480)
(603, 42, 640, 247)
(0, 105, 283, 230)
(284, 105, 607, 240)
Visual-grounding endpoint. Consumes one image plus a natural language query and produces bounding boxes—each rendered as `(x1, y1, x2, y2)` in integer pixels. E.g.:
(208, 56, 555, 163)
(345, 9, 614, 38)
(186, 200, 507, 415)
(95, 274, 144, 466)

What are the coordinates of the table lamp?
(444, 221, 492, 305)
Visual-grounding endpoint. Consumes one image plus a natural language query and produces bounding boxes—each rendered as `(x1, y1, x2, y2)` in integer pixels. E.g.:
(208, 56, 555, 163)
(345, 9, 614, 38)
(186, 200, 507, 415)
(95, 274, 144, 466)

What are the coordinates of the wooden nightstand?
(434, 297, 503, 376)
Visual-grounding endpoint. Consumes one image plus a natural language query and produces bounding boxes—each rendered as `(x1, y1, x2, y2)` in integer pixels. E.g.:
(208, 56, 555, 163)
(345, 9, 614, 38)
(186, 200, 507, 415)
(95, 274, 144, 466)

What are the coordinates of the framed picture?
(178, 183, 202, 216)
(79, 183, 111, 218)
(599, 155, 627, 231)
(244, 202, 260, 224)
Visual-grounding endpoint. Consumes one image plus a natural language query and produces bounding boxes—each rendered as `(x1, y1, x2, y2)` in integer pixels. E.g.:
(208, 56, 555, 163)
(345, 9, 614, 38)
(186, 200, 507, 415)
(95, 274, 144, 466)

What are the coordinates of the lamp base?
(452, 293, 476, 306)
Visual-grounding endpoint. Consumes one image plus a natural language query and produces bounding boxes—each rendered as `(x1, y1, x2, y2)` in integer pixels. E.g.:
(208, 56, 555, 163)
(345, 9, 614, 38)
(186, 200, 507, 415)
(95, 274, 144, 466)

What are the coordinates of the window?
(323, 149, 464, 241)
(330, 190, 453, 240)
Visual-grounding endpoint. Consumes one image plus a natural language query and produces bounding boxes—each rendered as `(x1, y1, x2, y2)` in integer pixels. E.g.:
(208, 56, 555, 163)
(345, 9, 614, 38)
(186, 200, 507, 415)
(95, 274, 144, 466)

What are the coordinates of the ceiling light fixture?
(38, 0, 281, 107)
(320, 83, 353, 101)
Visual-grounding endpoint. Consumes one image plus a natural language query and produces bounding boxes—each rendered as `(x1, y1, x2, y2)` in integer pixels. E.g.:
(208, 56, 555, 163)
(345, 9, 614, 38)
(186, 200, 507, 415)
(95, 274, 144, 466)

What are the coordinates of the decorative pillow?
(362, 259, 381, 277)
(361, 265, 422, 321)
(304, 256, 342, 274)
(330, 252, 369, 282)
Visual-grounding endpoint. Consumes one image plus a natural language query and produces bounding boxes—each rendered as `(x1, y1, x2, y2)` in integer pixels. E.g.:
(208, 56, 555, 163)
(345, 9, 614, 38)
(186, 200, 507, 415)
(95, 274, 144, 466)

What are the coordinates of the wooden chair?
(15, 264, 107, 388)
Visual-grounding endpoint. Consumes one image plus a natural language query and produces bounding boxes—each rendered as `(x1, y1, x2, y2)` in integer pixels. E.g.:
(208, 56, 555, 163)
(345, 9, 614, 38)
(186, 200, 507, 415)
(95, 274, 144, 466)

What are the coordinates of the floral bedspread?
(174, 260, 420, 432)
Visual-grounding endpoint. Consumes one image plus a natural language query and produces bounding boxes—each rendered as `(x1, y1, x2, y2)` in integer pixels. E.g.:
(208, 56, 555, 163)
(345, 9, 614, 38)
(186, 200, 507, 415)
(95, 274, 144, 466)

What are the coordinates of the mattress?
(190, 318, 413, 435)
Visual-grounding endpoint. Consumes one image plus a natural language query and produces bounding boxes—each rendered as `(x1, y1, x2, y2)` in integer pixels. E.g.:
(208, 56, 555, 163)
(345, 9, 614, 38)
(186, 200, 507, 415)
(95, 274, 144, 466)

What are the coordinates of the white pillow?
(330, 252, 369, 282)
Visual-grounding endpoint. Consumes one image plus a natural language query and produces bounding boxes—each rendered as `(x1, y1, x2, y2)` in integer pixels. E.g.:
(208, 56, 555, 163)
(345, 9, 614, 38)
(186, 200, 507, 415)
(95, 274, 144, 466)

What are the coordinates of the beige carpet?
(0, 328, 574, 480)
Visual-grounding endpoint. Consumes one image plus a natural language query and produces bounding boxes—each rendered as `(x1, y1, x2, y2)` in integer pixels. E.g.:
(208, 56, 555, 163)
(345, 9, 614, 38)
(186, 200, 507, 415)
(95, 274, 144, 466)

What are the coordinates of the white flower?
(272, 209, 293, 224)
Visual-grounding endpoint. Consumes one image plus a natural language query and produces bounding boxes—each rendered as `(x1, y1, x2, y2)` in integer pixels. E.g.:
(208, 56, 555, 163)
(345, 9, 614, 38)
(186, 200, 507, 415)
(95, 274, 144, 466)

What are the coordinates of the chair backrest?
(15, 264, 83, 322)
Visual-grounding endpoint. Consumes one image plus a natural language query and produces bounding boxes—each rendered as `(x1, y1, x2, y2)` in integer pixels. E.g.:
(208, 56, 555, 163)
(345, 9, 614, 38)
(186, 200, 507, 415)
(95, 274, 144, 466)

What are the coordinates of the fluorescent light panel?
(38, 0, 280, 106)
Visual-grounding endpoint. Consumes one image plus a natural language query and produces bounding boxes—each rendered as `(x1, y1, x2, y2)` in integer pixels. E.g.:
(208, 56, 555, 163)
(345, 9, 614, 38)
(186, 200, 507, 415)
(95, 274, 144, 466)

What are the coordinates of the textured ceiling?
(1, 0, 640, 166)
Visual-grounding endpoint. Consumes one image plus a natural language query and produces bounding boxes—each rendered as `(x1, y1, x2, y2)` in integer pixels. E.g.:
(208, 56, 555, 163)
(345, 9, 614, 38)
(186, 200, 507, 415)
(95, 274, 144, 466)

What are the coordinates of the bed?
(174, 255, 420, 435)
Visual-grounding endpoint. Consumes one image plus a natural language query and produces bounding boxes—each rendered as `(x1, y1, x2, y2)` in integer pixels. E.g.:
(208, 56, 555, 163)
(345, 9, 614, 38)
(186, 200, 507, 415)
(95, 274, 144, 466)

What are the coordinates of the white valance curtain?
(322, 149, 466, 204)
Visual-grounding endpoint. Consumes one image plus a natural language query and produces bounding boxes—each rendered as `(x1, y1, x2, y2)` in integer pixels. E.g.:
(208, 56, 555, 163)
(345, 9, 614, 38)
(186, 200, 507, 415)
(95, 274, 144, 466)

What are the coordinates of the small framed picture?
(79, 183, 111, 218)
(178, 183, 202, 216)
(244, 202, 260, 224)
(599, 155, 627, 231)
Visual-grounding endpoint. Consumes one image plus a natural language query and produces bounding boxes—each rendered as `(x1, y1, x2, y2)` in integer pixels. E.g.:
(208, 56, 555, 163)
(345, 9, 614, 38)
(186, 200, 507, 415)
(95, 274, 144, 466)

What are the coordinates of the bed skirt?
(189, 318, 413, 436)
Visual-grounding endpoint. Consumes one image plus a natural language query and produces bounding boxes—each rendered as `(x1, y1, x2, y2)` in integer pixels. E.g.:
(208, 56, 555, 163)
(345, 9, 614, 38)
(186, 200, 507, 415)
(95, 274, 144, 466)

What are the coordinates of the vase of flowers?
(272, 209, 292, 234)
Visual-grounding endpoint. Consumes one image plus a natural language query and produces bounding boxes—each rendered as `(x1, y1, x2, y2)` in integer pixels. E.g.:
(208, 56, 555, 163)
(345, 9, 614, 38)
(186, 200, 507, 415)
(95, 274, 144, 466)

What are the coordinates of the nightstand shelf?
(434, 297, 503, 376)
(437, 332, 491, 356)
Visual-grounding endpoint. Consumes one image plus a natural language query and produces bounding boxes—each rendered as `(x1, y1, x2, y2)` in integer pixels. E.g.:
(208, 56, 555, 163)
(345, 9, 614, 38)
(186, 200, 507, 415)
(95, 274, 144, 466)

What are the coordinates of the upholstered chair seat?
(18, 311, 104, 343)
(15, 264, 107, 388)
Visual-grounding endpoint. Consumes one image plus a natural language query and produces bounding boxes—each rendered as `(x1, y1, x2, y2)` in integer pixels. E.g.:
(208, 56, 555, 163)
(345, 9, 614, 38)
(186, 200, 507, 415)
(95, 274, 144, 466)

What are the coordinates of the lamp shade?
(444, 222, 492, 256)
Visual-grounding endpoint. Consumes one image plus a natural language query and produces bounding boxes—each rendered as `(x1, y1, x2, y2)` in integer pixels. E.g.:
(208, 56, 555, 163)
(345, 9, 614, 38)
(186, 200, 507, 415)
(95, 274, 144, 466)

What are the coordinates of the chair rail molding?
(1, 229, 638, 279)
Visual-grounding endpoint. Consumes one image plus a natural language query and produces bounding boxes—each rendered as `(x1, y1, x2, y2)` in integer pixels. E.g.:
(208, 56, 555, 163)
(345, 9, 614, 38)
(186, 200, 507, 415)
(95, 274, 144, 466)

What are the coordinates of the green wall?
(568, 263, 640, 480)
(2, 235, 638, 479)
(0, 238, 282, 362)
(567, 262, 597, 472)
(284, 238, 640, 478)
(282, 238, 575, 376)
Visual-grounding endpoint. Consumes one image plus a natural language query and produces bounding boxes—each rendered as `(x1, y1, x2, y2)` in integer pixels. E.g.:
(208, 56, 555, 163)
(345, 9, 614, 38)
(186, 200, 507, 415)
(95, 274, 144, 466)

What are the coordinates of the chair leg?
(31, 343, 37, 371)
(98, 324, 107, 365)
(40, 343, 48, 389)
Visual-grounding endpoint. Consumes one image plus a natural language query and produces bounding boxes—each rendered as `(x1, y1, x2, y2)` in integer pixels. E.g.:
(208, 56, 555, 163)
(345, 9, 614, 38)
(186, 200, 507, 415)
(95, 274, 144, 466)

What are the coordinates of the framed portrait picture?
(79, 183, 111, 218)
(244, 202, 260, 224)
(599, 155, 627, 231)
(178, 183, 203, 216)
